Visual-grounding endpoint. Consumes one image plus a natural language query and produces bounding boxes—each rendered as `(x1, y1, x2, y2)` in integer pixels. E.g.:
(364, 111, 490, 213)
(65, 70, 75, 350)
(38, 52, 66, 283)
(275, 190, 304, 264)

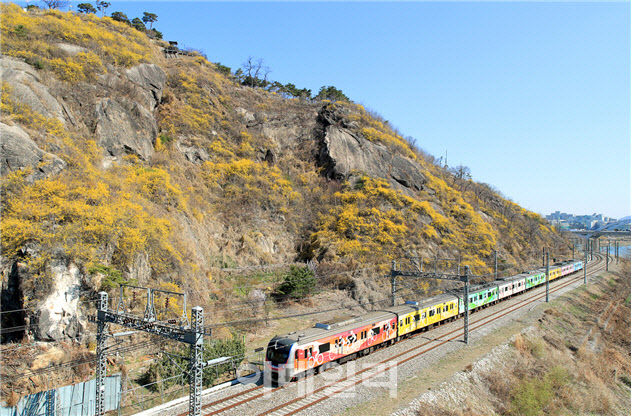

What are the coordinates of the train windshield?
(266, 342, 292, 365)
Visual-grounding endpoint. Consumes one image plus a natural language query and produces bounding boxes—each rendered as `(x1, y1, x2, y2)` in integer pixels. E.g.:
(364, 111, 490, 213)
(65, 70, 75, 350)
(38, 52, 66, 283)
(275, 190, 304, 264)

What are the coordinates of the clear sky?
(16, 0, 632, 219)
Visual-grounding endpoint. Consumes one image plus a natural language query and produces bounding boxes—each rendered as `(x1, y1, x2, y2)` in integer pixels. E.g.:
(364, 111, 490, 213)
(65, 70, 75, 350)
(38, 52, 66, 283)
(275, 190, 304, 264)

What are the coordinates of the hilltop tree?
(142, 12, 158, 29)
(241, 57, 271, 89)
(450, 164, 472, 180)
(131, 17, 145, 31)
(76, 3, 96, 13)
(315, 85, 348, 102)
(95, 0, 109, 17)
(41, 0, 69, 9)
(110, 11, 130, 25)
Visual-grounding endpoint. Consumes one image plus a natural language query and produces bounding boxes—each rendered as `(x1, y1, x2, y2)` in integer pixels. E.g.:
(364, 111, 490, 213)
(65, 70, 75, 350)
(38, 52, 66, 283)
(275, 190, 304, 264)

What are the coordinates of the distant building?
(546, 211, 621, 230)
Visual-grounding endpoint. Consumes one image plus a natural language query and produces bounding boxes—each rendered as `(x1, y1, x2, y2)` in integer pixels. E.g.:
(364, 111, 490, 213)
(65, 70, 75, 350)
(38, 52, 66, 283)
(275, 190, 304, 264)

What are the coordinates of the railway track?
(180, 253, 610, 416)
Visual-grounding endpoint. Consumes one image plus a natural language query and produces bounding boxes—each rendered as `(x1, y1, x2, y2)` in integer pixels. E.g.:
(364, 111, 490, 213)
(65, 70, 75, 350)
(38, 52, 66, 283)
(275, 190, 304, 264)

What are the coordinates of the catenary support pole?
(545, 252, 550, 303)
(494, 250, 498, 281)
(189, 307, 203, 416)
(584, 250, 587, 285)
(463, 266, 470, 344)
(96, 292, 109, 416)
(606, 241, 610, 272)
(391, 261, 397, 307)
(457, 252, 461, 275)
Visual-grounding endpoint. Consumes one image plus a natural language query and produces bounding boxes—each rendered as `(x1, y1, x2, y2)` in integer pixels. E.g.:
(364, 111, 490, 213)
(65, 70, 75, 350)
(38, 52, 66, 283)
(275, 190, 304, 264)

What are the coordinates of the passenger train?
(265, 260, 584, 384)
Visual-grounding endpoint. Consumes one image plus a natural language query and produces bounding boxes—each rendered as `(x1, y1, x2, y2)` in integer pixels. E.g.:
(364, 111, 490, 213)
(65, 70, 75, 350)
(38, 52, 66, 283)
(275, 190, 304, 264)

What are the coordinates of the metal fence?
(0, 374, 120, 416)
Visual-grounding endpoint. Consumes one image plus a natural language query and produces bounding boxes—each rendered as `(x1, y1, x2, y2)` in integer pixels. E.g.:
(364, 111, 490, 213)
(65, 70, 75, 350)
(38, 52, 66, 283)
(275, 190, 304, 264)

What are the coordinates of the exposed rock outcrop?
(125, 63, 166, 110)
(32, 259, 85, 341)
(0, 122, 67, 182)
(316, 106, 428, 193)
(94, 98, 157, 160)
(90, 64, 165, 161)
(0, 57, 68, 125)
(177, 141, 210, 163)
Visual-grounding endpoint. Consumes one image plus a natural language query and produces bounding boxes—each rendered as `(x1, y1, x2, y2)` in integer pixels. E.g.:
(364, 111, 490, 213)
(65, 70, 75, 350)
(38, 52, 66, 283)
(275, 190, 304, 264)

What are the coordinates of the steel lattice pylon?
(96, 292, 109, 416)
(189, 307, 203, 416)
(93, 289, 208, 416)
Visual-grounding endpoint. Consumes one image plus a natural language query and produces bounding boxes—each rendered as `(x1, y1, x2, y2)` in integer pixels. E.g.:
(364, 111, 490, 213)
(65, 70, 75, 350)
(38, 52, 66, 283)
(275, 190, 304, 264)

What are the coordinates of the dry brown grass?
(478, 264, 631, 416)
(3, 391, 21, 408)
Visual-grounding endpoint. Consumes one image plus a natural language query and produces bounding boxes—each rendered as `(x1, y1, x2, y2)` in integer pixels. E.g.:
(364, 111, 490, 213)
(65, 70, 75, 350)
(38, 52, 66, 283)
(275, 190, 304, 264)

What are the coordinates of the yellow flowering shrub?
(202, 159, 299, 212)
(1, 81, 181, 282)
(0, 2, 151, 82)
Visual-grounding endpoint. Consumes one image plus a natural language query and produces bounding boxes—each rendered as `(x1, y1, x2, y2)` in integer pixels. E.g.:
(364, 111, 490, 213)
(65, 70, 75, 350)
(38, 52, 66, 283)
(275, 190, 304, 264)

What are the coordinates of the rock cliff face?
(0, 57, 166, 342)
(0, 58, 69, 125)
(32, 259, 86, 341)
(0, 123, 67, 182)
(316, 106, 429, 193)
(92, 64, 165, 160)
(94, 97, 158, 160)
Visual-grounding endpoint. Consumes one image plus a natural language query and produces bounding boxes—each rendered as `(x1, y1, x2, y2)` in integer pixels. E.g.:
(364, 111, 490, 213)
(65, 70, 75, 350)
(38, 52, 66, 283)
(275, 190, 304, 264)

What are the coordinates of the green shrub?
(88, 263, 136, 291)
(277, 266, 316, 300)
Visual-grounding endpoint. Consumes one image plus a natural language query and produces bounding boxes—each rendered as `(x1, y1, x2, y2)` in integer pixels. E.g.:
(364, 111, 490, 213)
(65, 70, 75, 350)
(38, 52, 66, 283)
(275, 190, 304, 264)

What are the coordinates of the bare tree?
(41, 0, 69, 9)
(450, 164, 472, 181)
(241, 57, 271, 88)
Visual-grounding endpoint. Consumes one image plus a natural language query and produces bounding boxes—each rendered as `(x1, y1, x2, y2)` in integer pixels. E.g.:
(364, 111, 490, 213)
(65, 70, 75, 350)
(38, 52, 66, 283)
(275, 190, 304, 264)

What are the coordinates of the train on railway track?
(264, 259, 584, 384)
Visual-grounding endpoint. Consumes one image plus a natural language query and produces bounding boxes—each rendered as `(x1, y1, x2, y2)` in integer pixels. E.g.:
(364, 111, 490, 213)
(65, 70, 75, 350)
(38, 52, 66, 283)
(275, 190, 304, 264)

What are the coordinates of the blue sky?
(16, 1, 632, 218)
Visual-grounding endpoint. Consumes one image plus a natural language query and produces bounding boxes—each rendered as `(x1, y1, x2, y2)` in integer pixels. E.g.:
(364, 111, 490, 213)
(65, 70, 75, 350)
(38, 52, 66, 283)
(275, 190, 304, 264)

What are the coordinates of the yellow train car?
(385, 294, 459, 339)
(549, 267, 561, 281)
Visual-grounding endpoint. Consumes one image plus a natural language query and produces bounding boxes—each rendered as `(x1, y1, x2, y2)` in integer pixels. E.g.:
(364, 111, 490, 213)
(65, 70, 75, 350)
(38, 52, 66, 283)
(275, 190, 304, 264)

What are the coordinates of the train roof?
(275, 310, 395, 344)
(383, 294, 459, 315)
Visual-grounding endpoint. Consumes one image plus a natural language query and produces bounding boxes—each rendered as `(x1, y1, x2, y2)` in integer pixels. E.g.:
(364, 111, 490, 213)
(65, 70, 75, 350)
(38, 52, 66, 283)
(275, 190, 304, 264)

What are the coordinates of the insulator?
(165, 296, 170, 309)
(132, 291, 137, 302)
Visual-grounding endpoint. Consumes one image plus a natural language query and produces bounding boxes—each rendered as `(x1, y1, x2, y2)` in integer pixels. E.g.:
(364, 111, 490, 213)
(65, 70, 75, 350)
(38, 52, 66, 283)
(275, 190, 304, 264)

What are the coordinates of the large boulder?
(317, 113, 428, 193)
(32, 259, 85, 341)
(0, 123, 67, 182)
(94, 98, 157, 160)
(0, 57, 69, 125)
(125, 63, 166, 110)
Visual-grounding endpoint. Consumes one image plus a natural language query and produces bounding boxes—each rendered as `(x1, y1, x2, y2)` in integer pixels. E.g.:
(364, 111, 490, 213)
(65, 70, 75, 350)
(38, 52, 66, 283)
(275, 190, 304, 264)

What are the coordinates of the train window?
(372, 326, 381, 335)
(318, 343, 330, 353)
(414, 314, 420, 321)
(399, 320, 403, 327)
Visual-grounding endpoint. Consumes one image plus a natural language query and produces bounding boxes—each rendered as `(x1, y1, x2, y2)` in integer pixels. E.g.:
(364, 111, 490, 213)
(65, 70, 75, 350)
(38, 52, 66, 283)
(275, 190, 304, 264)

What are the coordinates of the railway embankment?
(389, 259, 631, 416)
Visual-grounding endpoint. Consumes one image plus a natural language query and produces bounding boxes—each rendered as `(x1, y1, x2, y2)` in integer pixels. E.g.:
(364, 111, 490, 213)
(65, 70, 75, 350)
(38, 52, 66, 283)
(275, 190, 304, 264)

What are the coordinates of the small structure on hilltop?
(163, 41, 197, 59)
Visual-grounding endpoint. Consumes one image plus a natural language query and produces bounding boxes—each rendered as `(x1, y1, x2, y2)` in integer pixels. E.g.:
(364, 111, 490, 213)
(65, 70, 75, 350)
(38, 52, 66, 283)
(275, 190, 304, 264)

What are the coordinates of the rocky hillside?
(0, 3, 571, 345)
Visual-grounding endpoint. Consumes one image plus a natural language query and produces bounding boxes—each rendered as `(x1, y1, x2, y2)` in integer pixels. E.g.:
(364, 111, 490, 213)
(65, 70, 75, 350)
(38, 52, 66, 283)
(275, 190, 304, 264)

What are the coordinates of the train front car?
(264, 312, 397, 386)
(265, 337, 297, 386)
